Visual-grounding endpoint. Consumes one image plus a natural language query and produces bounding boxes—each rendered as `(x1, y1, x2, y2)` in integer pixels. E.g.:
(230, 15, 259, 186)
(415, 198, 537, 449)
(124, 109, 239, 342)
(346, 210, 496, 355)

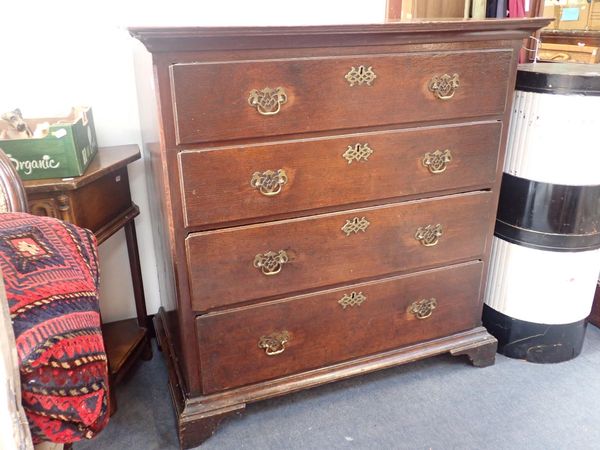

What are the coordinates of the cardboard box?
(0, 107, 98, 181)
(544, 0, 592, 30)
(590, 1, 600, 30)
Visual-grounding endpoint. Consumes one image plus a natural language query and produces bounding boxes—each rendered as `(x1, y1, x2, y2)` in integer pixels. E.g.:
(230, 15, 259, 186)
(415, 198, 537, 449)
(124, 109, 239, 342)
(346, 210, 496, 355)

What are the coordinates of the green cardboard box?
(0, 106, 98, 181)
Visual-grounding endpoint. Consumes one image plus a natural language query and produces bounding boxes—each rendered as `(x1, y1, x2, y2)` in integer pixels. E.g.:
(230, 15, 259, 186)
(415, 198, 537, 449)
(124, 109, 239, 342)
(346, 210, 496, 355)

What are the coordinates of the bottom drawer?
(197, 261, 483, 394)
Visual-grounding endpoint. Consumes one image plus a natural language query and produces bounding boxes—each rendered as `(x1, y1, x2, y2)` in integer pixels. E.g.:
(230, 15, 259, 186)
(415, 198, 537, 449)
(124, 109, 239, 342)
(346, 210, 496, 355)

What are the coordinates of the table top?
(23, 144, 141, 193)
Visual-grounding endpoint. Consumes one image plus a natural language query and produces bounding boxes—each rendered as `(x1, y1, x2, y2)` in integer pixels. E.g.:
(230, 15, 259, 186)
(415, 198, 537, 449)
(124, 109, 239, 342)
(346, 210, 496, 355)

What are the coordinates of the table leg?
(124, 219, 153, 361)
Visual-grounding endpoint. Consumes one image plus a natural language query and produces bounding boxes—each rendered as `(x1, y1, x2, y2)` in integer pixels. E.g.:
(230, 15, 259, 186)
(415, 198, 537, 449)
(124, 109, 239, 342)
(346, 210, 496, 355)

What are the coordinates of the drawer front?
(197, 261, 483, 393)
(180, 122, 501, 228)
(186, 191, 492, 311)
(171, 50, 512, 144)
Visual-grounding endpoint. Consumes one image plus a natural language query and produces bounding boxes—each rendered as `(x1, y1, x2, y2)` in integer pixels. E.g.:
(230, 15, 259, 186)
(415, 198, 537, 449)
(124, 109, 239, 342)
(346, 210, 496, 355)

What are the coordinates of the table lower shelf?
(102, 318, 151, 384)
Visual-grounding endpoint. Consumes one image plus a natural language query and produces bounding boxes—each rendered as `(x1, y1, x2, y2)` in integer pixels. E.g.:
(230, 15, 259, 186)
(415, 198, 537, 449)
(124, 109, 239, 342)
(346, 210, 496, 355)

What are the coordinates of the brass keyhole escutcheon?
(338, 291, 367, 309)
(345, 65, 377, 86)
(341, 217, 370, 236)
(342, 143, 373, 164)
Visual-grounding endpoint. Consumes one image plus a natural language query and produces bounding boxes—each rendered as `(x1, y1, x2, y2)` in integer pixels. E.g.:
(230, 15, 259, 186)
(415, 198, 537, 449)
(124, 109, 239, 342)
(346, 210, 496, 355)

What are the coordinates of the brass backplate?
(428, 74, 460, 100)
(408, 298, 438, 320)
(248, 87, 288, 115)
(415, 224, 443, 247)
(253, 250, 289, 276)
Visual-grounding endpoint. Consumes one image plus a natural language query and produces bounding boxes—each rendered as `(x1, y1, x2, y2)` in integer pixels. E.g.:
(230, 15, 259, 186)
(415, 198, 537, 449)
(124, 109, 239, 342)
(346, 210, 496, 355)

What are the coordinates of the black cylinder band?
(482, 304, 587, 363)
(495, 173, 600, 251)
(516, 63, 600, 96)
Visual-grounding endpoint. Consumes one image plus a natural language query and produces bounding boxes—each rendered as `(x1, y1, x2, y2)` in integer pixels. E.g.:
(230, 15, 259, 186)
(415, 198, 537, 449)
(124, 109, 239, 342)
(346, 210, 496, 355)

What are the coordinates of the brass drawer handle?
(341, 217, 370, 236)
(345, 65, 376, 86)
(338, 291, 367, 309)
(422, 149, 452, 174)
(408, 298, 438, 320)
(342, 143, 373, 164)
(253, 250, 289, 276)
(248, 87, 288, 115)
(258, 331, 290, 356)
(415, 224, 443, 247)
(251, 169, 288, 196)
(428, 74, 460, 100)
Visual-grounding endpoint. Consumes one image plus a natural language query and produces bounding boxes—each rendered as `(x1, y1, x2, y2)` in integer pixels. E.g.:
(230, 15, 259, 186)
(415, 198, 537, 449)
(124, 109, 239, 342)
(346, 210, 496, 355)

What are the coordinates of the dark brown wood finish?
(198, 262, 483, 393)
(131, 19, 551, 448)
(180, 121, 501, 228)
(102, 318, 150, 382)
(187, 192, 492, 311)
(22, 145, 152, 415)
(171, 50, 511, 144)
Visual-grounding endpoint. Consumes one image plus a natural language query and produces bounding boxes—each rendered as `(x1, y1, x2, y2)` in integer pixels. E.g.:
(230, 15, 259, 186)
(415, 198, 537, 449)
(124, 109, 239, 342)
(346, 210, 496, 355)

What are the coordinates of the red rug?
(0, 212, 109, 443)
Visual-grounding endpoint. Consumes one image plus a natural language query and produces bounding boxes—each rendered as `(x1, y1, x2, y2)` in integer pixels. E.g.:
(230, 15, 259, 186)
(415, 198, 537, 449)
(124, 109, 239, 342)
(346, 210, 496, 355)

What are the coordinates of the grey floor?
(77, 325, 600, 450)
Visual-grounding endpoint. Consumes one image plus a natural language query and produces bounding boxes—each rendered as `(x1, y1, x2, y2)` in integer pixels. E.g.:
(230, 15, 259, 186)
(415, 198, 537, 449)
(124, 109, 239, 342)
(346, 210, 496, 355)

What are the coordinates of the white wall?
(0, 1, 386, 322)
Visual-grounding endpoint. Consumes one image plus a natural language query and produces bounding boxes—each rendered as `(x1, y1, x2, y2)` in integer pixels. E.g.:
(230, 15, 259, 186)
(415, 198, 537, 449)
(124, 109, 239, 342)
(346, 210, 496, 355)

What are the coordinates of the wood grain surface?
(186, 191, 492, 311)
(179, 121, 501, 228)
(197, 261, 483, 393)
(171, 50, 512, 144)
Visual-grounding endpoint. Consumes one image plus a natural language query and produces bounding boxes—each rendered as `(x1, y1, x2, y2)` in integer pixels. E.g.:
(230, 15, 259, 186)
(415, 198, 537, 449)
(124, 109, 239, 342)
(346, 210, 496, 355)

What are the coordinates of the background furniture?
(541, 29, 600, 62)
(22, 144, 151, 414)
(483, 63, 600, 362)
(131, 18, 550, 448)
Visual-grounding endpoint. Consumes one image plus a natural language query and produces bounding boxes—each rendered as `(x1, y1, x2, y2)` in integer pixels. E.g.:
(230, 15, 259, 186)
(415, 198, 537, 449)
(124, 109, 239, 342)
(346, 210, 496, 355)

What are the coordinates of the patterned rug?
(0, 212, 109, 443)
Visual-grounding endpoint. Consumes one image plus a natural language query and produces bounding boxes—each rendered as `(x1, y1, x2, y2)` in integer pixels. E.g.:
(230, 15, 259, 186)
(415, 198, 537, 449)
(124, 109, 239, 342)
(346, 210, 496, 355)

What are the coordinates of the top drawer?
(170, 49, 513, 144)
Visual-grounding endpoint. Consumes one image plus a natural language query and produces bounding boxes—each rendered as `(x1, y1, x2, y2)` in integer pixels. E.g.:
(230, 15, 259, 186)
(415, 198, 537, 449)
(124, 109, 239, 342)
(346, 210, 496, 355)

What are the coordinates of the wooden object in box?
(540, 29, 600, 64)
(130, 19, 551, 448)
(538, 42, 600, 63)
(22, 144, 152, 414)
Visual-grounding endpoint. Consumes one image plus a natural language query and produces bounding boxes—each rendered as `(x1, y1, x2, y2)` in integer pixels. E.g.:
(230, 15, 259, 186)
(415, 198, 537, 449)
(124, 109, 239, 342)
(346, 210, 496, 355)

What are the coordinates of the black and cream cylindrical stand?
(483, 63, 600, 363)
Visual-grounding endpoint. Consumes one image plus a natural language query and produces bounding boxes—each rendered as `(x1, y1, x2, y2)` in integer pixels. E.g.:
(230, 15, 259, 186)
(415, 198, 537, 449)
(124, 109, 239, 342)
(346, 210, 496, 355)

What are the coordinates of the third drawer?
(186, 191, 493, 311)
(179, 121, 502, 228)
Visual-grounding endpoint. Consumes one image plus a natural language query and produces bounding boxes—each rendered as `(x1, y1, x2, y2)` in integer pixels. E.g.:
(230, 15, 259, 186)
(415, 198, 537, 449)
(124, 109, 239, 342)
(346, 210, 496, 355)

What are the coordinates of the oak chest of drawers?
(130, 18, 550, 448)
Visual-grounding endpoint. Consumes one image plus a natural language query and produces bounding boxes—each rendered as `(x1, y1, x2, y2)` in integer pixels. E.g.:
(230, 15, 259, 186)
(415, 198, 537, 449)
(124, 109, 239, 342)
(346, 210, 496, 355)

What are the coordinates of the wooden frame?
(0, 148, 28, 213)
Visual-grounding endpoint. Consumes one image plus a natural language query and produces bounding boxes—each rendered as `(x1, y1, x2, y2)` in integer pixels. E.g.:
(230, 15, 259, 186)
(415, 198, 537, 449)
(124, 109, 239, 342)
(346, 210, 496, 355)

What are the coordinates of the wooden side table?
(22, 144, 152, 414)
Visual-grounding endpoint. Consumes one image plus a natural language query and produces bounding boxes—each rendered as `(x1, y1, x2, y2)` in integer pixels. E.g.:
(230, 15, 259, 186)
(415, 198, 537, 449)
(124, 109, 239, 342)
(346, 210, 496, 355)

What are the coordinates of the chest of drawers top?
(132, 19, 549, 149)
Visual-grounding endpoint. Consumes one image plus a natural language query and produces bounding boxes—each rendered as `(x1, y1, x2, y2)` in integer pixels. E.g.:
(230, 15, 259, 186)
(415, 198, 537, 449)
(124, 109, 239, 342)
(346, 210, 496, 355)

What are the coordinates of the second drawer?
(179, 121, 502, 228)
(186, 191, 492, 311)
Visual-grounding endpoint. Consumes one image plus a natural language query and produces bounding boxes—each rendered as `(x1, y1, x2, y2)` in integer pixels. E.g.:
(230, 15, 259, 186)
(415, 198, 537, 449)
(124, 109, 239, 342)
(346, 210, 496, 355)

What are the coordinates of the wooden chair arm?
(0, 148, 28, 213)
